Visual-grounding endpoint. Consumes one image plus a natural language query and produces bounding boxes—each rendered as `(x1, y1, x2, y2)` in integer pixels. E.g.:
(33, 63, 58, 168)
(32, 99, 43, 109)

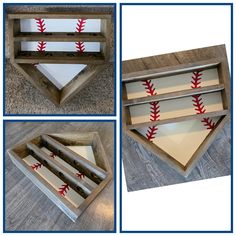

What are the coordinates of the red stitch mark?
(58, 183, 69, 196)
(34, 18, 46, 67)
(49, 152, 56, 159)
(75, 18, 86, 53)
(31, 162, 43, 170)
(76, 172, 85, 179)
(191, 71, 215, 129)
(142, 80, 160, 141)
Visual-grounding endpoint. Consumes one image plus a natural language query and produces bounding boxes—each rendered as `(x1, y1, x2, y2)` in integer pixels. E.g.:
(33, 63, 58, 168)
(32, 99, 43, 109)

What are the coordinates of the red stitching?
(75, 18, 86, 53)
(35, 18, 46, 53)
(35, 18, 46, 32)
(58, 183, 69, 196)
(191, 71, 215, 129)
(76, 19, 86, 32)
(76, 172, 85, 179)
(142, 80, 160, 141)
(31, 162, 43, 170)
(49, 152, 56, 159)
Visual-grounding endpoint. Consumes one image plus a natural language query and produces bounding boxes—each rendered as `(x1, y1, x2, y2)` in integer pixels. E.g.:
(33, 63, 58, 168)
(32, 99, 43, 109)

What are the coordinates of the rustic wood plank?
(127, 110, 228, 130)
(15, 51, 105, 64)
(60, 65, 106, 105)
(184, 114, 230, 175)
(122, 44, 227, 75)
(122, 58, 221, 82)
(8, 12, 112, 19)
(100, 19, 111, 61)
(123, 84, 225, 106)
(26, 142, 94, 198)
(41, 135, 107, 183)
(13, 63, 60, 105)
(9, 19, 21, 63)
(14, 32, 106, 42)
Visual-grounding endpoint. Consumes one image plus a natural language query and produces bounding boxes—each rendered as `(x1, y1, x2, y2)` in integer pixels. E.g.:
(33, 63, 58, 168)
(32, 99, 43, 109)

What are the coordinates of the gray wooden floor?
(123, 120, 231, 192)
(5, 122, 115, 231)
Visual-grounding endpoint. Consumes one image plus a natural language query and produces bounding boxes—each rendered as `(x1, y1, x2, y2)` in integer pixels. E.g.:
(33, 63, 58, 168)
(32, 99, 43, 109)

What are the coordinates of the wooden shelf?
(8, 12, 112, 19)
(122, 58, 221, 83)
(7, 132, 112, 222)
(15, 51, 105, 64)
(14, 32, 106, 42)
(127, 110, 229, 130)
(123, 84, 225, 107)
(122, 45, 231, 177)
(8, 11, 112, 105)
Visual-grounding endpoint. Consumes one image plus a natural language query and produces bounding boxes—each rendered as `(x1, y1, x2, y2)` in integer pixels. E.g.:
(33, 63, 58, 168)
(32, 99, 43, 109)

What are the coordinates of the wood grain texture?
(122, 119, 230, 192)
(8, 12, 112, 19)
(14, 32, 106, 42)
(123, 84, 225, 106)
(5, 122, 114, 231)
(15, 51, 105, 64)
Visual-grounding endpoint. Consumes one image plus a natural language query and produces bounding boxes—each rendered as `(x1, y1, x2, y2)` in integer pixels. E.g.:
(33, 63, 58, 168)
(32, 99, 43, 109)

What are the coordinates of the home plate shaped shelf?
(7, 132, 112, 222)
(122, 45, 230, 177)
(8, 12, 111, 105)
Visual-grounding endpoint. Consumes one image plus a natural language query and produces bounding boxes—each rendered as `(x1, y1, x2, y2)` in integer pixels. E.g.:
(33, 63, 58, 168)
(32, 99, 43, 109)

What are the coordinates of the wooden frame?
(7, 132, 112, 222)
(7, 12, 112, 105)
(122, 45, 230, 176)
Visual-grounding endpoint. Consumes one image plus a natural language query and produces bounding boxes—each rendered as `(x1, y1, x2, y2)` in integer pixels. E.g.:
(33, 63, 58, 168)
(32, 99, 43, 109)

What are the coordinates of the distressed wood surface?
(5, 122, 114, 231)
(123, 119, 231, 191)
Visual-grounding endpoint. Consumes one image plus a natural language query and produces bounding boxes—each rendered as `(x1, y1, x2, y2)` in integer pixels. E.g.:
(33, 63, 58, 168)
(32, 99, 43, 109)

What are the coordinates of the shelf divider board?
(26, 142, 94, 198)
(127, 110, 228, 130)
(8, 12, 112, 19)
(14, 32, 106, 42)
(41, 134, 107, 183)
(122, 58, 222, 83)
(123, 84, 225, 107)
(15, 51, 105, 64)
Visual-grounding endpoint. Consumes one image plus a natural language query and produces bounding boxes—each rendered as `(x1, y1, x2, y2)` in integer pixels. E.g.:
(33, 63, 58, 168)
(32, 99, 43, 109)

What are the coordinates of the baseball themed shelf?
(122, 45, 230, 176)
(7, 132, 112, 221)
(8, 12, 111, 105)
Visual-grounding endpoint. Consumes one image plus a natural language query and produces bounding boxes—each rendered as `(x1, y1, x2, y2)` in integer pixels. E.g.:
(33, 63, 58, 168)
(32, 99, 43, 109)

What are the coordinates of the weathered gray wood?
(127, 110, 229, 130)
(8, 12, 112, 19)
(15, 51, 105, 64)
(26, 142, 94, 198)
(5, 122, 114, 231)
(14, 32, 106, 42)
(42, 134, 107, 183)
(122, 58, 221, 82)
(123, 84, 225, 106)
(122, 45, 231, 177)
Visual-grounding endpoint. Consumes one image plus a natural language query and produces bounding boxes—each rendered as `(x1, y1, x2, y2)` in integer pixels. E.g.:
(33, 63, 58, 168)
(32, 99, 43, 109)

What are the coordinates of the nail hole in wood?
(58, 172, 64, 177)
